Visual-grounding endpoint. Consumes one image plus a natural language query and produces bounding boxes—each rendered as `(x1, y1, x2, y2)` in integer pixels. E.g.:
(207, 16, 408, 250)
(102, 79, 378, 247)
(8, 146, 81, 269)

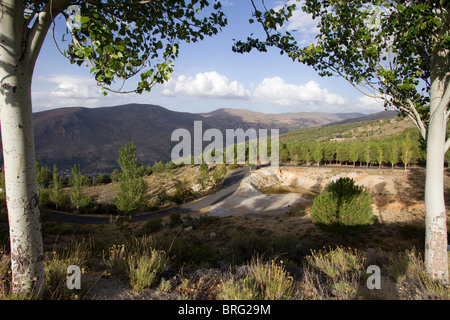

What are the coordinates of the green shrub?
(105, 244, 127, 275)
(169, 211, 182, 227)
(170, 179, 193, 205)
(105, 237, 168, 291)
(217, 257, 294, 300)
(384, 249, 450, 299)
(139, 218, 163, 235)
(38, 188, 50, 209)
(310, 177, 376, 233)
(229, 231, 269, 264)
(94, 174, 112, 185)
(168, 237, 217, 268)
(306, 246, 365, 280)
(152, 161, 165, 173)
(302, 246, 366, 299)
(77, 197, 96, 214)
(127, 249, 168, 291)
(44, 240, 94, 300)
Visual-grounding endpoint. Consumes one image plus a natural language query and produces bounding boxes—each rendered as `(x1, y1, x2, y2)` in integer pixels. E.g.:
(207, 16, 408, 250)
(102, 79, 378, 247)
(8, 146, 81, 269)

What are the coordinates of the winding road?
(47, 163, 410, 225)
(48, 166, 250, 225)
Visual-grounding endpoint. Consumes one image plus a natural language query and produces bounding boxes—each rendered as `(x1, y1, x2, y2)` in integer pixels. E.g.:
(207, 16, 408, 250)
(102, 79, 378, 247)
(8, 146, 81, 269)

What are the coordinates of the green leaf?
(396, 4, 406, 12)
(105, 45, 115, 53)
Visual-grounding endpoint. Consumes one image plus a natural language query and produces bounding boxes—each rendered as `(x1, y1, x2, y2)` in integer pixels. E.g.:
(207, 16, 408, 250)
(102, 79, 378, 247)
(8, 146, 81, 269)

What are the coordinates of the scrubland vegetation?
(1, 221, 448, 300)
(1, 166, 449, 300)
(1, 119, 449, 300)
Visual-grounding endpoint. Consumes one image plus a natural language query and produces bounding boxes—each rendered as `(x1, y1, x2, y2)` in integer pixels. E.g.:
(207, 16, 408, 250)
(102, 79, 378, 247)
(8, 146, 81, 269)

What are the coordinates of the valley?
(28, 163, 449, 300)
(0, 103, 374, 175)
(1, 105, 448, 300)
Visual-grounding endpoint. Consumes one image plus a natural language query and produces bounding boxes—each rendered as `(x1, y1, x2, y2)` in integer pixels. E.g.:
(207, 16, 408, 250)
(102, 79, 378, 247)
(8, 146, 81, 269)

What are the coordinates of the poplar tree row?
(280, 129, 429, 169)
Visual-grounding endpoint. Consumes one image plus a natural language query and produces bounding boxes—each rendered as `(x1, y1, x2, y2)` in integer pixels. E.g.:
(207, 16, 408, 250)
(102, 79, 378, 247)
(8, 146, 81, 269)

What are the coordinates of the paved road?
(48, 166, 250, 225)
(47, 163, 412, 225)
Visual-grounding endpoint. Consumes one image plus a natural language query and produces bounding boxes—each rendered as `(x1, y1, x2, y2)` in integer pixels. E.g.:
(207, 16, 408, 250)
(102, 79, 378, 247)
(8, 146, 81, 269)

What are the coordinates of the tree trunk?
(0, 0, 45, 296)
(425, 109, 449, 284)
(424, 36, 449, 283)
(0, 70, 45, 296)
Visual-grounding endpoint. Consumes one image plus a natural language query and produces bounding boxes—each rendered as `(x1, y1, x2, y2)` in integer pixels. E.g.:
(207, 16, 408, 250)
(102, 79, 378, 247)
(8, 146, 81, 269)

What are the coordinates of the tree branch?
(438, 80, 450, 112)
(26, 0, 72, 68)
(406, 98, 427, 140)
(445, 137, 450, 154)
(80, 0, 154, 8)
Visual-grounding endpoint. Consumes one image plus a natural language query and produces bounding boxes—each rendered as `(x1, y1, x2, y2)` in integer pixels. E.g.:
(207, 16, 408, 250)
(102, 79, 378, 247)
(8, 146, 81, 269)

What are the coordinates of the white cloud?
(353, 95, 385, 113)
(221, 0, 234, 6)
(32, 74, 149, 111)
(275, 0, 318, 34)
(161, 71, 251, 100)
(43, 74, 102, 100)
(32, 72, 385, 114)
(253, 77, 347, 108)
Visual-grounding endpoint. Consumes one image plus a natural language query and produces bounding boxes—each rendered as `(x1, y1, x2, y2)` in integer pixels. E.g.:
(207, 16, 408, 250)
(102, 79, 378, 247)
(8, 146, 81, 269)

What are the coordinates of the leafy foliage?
(49, 165, 64, 211)
(69, 164, 88, 212)
(279, 123, 425, 168)
(116, 142, 148, 216)
(234, 0, 450, 140)
(44, 0, 227, 94)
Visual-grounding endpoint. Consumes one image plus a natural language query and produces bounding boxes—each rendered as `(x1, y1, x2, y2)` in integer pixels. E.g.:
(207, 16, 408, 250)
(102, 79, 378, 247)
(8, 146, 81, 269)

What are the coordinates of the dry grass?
(1, 166, 449, 300)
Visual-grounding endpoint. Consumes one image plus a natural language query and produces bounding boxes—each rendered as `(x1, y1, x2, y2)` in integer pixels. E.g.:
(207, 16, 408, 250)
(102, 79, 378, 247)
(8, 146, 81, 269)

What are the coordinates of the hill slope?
(280, 113, 414, 144)
(200, 108, 364, 131)
(0, 104, 375, 174)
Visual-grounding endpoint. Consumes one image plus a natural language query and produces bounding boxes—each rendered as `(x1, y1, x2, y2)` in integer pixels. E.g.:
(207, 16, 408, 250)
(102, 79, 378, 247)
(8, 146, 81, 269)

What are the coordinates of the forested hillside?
(278, 116, 434, 169)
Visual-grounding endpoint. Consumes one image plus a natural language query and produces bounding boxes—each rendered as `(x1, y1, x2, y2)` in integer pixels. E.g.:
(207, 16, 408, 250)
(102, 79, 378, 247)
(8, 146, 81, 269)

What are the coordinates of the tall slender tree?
(349, 143, 359, 168)
(116, 142, 147, 219)
(0, 0, 226, 296)
(69, 164, 86, 212)
(311, 142, 323, 167)
(388, 140, 399, 169)
(401, 132, 413, 170)
(49, 164, 63, 211)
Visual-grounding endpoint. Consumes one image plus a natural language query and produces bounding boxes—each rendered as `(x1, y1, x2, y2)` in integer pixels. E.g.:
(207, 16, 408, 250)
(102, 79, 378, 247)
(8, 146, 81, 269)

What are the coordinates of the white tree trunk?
(424, 41, 449, 283)
(425, 111, 449, 284)
(0, 0, 45, 296)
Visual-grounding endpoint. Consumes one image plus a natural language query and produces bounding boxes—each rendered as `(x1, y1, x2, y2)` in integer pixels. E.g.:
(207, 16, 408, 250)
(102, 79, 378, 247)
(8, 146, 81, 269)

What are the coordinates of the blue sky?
(32, 0, 385, 114)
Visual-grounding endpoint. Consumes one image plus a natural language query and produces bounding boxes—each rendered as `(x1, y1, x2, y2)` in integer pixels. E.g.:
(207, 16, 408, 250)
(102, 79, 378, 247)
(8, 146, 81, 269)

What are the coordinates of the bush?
(217, 257, 294, 300)
(384, 249, 450, 299)
(302, 246, 366, 299)
(310, 177, 376, 233)
(105, 237, 168, 291)
(139, 218, 163, 235)
(94, 174, 112, 185)
(77, 197, 96, 214)
(127, 249, 168, 291)
(44, 240, 94, 300)
(169, 212, 182, 227)
(229, 231, 269, 264)
(170, 179, 193, 205)
(152, 161, 165, 173)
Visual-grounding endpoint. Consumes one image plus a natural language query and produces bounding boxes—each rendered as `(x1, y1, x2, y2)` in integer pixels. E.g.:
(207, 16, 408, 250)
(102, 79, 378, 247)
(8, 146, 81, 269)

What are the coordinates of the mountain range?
(0, 103, 388, 175)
